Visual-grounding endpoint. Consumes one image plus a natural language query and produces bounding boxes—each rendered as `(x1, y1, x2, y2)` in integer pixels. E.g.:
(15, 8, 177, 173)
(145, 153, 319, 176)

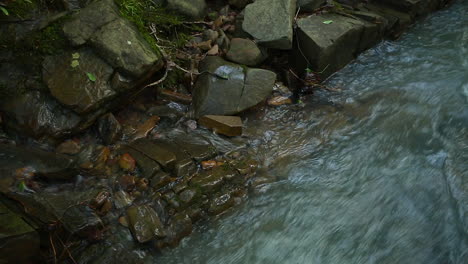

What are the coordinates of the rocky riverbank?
(0, 0, 453, 263)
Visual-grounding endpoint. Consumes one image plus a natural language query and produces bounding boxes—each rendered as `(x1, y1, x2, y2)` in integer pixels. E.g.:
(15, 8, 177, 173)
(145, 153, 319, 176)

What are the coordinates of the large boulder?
(167, 0, 206, 19)
(377, 0, 445, 17)
(297, 0, 326, 11)
(296, 14, 365, 78)
(63, 0, 162, 78)
(192, 57, 276, 117)
(43, 49, 116, 114)
(242, 0, 296, 50)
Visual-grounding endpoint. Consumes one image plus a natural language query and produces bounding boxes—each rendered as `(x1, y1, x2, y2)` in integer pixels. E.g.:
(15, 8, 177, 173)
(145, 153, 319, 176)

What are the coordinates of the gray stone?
(242, 0, 296, 49)
(296, 13, 365, 78)
(43, 49, 116, 114)
(192, 56, 276, 117)
(1, 91, 81, 139)
(63, 0, 162, 78)
(63, 0, 120, 46)
(297, 0, 326, 11)
(167, 0, 206, 19)
(90, 18, 162, 78)
(226, 38, 267, 66)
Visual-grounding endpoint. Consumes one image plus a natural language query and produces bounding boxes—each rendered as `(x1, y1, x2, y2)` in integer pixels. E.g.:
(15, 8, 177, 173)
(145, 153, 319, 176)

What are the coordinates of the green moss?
(114, 0, 200, 53)
(12, 16, 70, 56)
(3, 0, 39, 19)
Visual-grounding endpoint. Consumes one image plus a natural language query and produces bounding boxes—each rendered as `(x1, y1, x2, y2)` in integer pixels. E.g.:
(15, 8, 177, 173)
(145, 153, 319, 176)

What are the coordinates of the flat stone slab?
(129, 139, 177, 171)
(199, 115, 243, 137)
(242, 0, 296, 49)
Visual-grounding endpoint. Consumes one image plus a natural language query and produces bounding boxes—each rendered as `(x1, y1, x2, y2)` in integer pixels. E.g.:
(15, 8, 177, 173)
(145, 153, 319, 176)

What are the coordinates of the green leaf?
(86, 72, 97, 82)
(0, 6, 9, 16)
(18, 181, 26, 192)
(72, 53, 80, 59)
(71, 60, 80, 68)
(305, 68, 313, 73)
(323, 20, 333, 24)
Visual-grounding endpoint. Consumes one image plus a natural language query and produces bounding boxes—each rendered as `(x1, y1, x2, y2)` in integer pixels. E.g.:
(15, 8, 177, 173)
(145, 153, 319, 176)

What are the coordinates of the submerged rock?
(242, 0, 296, 49)
(1, 91, 81, 139)
(127, 205, 166, 243)
(199, 115, 243, 137)
(192, 56, 276, 117)
(0, 144, 77, 181)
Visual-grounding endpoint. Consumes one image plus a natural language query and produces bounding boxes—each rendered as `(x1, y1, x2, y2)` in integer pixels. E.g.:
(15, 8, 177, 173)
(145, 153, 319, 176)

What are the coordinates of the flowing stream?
(156, 2, 468, 263)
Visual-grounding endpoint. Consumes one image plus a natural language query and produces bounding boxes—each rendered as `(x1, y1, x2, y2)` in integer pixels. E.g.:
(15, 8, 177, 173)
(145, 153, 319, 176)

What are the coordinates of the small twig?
(49, 233, 57, 264)
(57, 236, 77, 264)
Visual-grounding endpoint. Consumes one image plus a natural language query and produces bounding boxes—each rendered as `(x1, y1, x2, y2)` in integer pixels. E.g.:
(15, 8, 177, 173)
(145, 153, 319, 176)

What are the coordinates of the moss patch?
(114, 0, 201, 53)
(1, 0, 39, 19)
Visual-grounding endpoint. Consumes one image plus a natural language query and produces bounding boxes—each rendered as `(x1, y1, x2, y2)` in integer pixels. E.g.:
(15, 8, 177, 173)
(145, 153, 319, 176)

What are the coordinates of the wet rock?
(199, 115, 243, 137)
(43, 49, 116, 114)
(297, 0, 326, 11)
(193, 56, 276, 117)
(119, 153, 136, 172)
(0, 144, 76, 181)
(151, 171, 173, 190)
(151, 139, 197, 178)
(226, 38, 267, 66)
(208, 193, 235, 215)
(76, 144, 110, 172)
(129, 139, 177, 171)
(62, 204, 103, 237)
(167, 0, 206, 19)
(132, 115, 160, 140)
(97, 113, 122, 145)
(113, 190, 134, 209)
(243, 0, 296, 49)
(166, 131, 217, 161)
(56, 140, 81, 155)
(0, 201, 40, 264)
(296, 13, 365, 78)
(1, 91, 81, 139)
(190, 167, 230, 194)
(155, 213, 192, 248)
(179, 188, 200, 206)
(127, 205, 166, 243)
(118, 146, 162, 179)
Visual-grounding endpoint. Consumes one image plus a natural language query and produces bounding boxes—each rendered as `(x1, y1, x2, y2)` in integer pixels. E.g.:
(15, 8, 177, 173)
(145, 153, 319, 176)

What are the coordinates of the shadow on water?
(155, 1, 468, 263)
